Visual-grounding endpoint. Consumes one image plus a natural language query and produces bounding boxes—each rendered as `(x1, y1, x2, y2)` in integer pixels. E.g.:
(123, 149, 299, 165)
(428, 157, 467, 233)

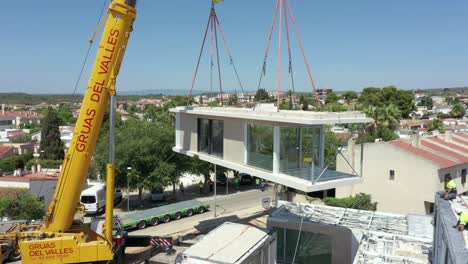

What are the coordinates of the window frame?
(197, 118, 224, 157)
(389, 170, 395, 180)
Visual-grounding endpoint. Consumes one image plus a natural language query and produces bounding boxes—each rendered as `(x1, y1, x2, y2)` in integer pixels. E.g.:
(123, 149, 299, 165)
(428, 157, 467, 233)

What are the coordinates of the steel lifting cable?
(214, 16, 245, 94)
(210, 14, 215, 96)
(189, 12, 212, 102)
(72, 0, 110, 99)
(213, 14, 224, 106)
(282, 0, 295, 95)
(285, 0, 321, 108)
(257, 0, 280, 91)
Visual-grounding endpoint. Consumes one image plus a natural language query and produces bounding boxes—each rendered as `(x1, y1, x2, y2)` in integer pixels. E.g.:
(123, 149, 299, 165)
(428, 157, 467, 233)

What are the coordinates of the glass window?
(462, 169, 466, 184)
(275, 227, 332, 264)
(197, 118, 224, 157)
(198, 118, 210, 153)
(211, 120, 224, 157)
(80, 195, 96, 204)
(280, 127, 321, 179)
(247, 124, 274, 171)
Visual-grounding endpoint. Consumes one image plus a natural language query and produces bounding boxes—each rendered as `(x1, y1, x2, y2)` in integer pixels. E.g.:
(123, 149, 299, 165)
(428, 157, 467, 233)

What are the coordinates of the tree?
(324, 92, 339, 104)
(364, 104, 401, 142)
(323, 193, 377, 211)
(430, 118, 445, 134)
(450, 103, 465, 118)
(255, 89, 270, 102)
(39, 107, 64, 160)
(299, 94, 308, 110)
(342, 91, 358, 104)
(417, 96, 433, 110)
(359, 86, 415, 118)
(190, 155, 213, 194)
(227, 94, 239, 106)
(95, 119, 175, 199)
(0, 189, 45, 220)
(56, 104, 76, 125)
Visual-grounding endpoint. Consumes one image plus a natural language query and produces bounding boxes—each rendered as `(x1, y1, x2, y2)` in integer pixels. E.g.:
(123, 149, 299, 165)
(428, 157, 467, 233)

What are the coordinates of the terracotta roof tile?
(389, 141, 458, 169)
(0, 146, 13, 158)
(420, 140, 468, 162)
(429, 137, 468, 153)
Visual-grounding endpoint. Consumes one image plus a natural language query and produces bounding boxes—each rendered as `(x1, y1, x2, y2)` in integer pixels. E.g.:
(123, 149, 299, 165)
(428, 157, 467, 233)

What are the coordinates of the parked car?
(239, 173, 253, 185)
(216, 174, 227, 185)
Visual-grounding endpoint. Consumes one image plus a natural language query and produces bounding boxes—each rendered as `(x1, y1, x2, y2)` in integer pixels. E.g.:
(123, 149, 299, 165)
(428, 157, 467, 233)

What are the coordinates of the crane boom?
(18, 1, 137, 263)
(45, 0, 136, 232)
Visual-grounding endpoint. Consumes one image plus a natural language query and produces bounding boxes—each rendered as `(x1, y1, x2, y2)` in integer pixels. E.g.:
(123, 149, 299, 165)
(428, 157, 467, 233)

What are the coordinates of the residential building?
(268, 202, 432, 264)
(31, 125, 75, 149)
(0, 145, 14, 159)
(1, 142, 35, 155)
(433, 195, 468, 263)
(0, 105, 41, 129)
(336, 132, 468, 215)
(0, 172, 59, 211)
(171, 106, 371, 193)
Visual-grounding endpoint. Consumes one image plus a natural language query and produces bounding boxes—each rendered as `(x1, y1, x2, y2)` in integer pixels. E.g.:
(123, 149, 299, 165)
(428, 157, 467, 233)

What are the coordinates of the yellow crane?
(18, 0, 137, 263)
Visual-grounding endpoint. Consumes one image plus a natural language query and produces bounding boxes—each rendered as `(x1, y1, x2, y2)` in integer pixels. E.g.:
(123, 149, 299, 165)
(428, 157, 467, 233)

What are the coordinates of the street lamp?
(126, 166, 132, 212)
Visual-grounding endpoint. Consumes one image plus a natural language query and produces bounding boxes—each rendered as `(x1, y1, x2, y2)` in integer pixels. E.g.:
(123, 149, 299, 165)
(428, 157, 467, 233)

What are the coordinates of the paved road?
(128, 187, 274, 237)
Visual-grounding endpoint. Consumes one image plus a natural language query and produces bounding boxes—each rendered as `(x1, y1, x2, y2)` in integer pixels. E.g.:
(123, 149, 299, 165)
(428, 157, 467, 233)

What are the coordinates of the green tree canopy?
(417, 96, 433, 110)
(430, 118, 445, 134)
(227, 94, 239, 106)
(364, 104, 401, 142)
(0, 189, 45, 220)
(323, 193, 377, 211)
(95, 119, 175, 197)
(40, 107, 64, 160)
(255, 89, 270, 102)
(450, 103, 465, 118)
(359, 86, 415, 118)
(324, 92, 339, 105)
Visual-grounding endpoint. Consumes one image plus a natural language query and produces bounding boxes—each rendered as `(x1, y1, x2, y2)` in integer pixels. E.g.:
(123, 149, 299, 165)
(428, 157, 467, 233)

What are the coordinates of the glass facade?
(247, 124, 274, 171)
(276, 228, 332, 264)
(197, 118, 223, 157)
(280, 127, 321, 180)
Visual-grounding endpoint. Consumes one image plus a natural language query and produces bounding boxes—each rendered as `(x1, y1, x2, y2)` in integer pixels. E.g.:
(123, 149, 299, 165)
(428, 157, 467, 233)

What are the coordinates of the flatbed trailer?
(121, 199, 210, 229)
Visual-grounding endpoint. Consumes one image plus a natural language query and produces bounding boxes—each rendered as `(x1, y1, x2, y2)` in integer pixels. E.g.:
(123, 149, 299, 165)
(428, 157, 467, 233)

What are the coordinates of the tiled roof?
(0, 146, 13, 158)
(389, 133, 468, 169)
(390, 141, 459, 169)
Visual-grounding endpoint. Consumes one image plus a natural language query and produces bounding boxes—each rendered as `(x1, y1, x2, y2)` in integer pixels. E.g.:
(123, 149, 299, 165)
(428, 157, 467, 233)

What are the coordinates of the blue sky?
(1, 0, 467, 94)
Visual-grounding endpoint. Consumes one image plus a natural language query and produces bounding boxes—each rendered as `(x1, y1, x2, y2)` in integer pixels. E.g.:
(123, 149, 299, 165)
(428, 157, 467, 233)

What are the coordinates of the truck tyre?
(151, 217, 159, 226)
(137, 220, 147, 229)
(186, 209, 194, 217)
(198, 206, 205, 214)
(163, 215, 171, 223)
(174, 212, 182, 220)
(8, 251, 21, 262)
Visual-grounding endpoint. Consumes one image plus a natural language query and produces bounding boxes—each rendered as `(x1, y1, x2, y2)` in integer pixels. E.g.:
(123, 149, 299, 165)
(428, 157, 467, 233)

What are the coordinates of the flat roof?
(171, 106, 373, 125)
(269, 202, 433, 264)
(182, 222, 271, 263)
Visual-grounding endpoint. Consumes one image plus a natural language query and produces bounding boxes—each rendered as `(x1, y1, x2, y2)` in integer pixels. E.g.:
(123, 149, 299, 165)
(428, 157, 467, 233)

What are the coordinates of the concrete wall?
(30, 180, 57, 211)
(336, 142, 441, 215)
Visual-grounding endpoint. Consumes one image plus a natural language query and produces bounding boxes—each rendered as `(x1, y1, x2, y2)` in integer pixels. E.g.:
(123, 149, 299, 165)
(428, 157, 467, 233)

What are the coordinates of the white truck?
(80, 184, 123, 214)
(176, 222, 277, 264)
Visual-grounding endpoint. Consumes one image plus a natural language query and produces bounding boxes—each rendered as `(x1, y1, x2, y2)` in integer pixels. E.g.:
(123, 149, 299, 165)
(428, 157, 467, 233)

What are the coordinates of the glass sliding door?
(279, 126, 322, 180)
(247, 124, 274, 171)
(197, 118, 224, 157)
(211, 120, 224, 157)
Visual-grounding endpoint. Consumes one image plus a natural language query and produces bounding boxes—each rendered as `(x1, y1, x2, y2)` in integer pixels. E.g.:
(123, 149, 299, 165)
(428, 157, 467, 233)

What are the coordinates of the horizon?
(1, 1, 468, 94)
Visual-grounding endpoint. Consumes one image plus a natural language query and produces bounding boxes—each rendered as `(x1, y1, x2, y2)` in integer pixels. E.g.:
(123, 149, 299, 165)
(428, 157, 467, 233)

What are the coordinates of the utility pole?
(214, 164, 217, 217)
(126, 166, 132, 212)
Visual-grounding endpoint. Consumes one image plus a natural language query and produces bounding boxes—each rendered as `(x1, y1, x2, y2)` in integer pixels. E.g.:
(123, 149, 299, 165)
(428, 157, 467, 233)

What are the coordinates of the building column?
(273, 126, 280, 174)
(175, 112, 181, 149)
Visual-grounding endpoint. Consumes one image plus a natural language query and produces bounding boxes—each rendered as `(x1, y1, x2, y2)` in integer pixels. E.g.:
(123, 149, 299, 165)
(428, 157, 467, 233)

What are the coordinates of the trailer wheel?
(137, 220, 147, 229)
(8, 250, 21, 262)
(151, 217, 159, 226)
(163, 214, 171, 223)
(198, 206, 205, 214)
(186, 209, 194, 217)
(174, 212, 182, 220)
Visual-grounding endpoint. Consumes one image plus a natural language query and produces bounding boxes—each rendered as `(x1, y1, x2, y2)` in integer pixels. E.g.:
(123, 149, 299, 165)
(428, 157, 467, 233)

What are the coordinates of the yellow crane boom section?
(18, 1, 137, 263)
(45, 0, 136, 232)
